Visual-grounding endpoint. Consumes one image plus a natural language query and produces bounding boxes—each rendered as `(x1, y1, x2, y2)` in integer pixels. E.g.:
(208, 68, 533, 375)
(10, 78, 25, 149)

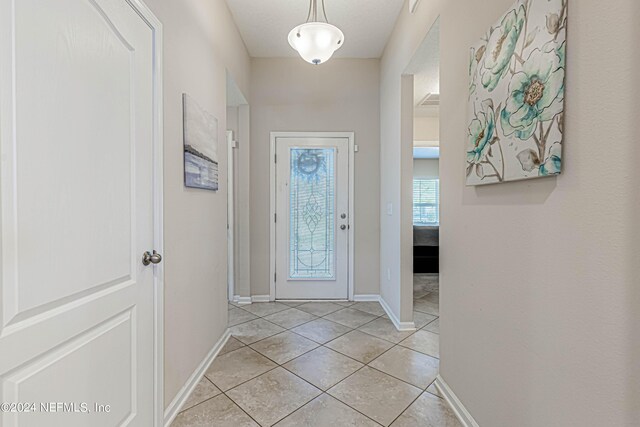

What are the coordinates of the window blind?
(413, 178, 439, 226)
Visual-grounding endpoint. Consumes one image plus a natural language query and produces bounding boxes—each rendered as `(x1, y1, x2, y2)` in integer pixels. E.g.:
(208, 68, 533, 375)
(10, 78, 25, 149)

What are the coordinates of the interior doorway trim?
(125, 1, 164, 425)
(269, 132, 355, 302)
(226, 131, 235, 301)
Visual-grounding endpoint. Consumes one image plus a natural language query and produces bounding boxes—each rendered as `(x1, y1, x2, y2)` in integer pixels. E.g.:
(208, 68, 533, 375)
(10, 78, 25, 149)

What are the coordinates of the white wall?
(413, 159, 439, 178)
(437, 0, 640, 425)
(250, 58, 381, 298)
(143, 0, 250, 409)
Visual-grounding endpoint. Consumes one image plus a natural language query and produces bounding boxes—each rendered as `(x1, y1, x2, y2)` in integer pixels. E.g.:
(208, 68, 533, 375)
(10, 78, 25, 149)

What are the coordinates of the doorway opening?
(270, 132, 355, 301)
(226, 72, 249, 303)
(403, 18, 441, 353)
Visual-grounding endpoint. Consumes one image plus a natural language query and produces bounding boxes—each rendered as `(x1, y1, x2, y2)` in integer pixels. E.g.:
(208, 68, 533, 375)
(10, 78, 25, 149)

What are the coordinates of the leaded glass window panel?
(289, 148, 336, 280)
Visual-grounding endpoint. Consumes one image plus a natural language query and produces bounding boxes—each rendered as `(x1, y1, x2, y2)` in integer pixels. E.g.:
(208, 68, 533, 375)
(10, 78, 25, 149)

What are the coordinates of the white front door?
(0, 0, 158, 425)
(274, 136, 350, 300)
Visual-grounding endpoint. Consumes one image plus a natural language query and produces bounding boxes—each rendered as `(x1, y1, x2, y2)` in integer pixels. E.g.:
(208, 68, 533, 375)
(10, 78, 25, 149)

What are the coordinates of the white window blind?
(413, 178, 439, 225)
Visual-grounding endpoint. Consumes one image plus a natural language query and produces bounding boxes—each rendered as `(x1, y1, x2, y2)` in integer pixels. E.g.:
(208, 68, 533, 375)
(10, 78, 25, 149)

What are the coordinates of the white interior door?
(275, 137, 349, 300)
(0, 0, 158, 425)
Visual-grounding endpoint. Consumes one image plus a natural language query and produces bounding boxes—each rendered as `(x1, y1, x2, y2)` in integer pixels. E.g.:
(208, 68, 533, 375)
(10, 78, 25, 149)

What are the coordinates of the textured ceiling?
(406, 18, 440, 117)
(225, 0, 405, 58)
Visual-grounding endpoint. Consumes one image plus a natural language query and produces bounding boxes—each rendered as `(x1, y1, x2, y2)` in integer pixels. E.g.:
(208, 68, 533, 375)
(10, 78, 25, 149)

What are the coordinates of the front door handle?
(142, 250, 163, 266)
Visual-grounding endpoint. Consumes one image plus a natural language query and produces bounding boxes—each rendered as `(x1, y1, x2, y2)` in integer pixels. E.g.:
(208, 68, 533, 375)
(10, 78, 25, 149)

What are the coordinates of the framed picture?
(183, 93, 219, 191)
(467, 0, 567, 185)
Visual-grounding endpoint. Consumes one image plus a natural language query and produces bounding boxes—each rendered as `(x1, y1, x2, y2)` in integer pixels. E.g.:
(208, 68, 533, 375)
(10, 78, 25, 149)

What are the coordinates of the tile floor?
(172, 274, 460, 427)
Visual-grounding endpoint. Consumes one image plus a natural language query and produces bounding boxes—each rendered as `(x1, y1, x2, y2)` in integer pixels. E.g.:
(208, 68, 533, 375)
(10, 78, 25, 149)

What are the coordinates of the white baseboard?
(163, 329, 231, 427)
(236, 296, 252, 305)
(251, 295, 270, 303)
(277, 299, 349, 303)
(379, 297, 416, 331)
(353, 294, 380, 302)
(435, 375, 480, 427)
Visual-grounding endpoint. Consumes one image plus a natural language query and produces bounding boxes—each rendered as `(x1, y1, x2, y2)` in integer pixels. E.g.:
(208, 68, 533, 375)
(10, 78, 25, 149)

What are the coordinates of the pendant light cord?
(321, 0, 328, 23)
(305, 0, 329, 24)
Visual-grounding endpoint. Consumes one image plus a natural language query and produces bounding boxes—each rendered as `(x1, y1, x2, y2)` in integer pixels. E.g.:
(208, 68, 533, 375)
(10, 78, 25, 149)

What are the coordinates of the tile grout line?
(277, 391, 385, 427)
(236, 302, 406, 425)
(281, 361, 385, 426)
(387, 387, 426, 426)
(284, 310, 440, 423)
(212, 298, 440, 426)
(227, 303, 385, 426)
(207, 363, 281, 394)
(186, 285, 440, 424)
(247, 303, 440, 389)
(221, 389, 267, 426)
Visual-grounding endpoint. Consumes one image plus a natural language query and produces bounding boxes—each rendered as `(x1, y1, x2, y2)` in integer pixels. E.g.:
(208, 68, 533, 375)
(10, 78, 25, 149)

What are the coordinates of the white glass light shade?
(288, 22, 344, 65)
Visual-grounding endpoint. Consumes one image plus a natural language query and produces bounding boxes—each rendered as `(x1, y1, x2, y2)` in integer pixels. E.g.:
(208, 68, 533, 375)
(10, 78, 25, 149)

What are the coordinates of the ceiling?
(225, 0, 405, 59)
(405, 18, 439, 118)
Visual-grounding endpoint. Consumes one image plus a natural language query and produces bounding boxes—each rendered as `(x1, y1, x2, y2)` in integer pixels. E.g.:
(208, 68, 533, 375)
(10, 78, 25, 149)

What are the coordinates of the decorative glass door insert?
(289, 148, 336, 280)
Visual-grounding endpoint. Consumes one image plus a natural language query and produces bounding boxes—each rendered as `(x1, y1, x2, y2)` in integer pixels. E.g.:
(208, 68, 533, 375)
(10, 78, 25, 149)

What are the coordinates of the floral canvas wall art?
(467, 0, 566, 185)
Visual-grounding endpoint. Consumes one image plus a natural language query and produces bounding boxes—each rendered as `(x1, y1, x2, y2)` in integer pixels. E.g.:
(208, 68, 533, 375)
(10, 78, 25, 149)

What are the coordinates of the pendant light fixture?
(288, 0, 344, 65)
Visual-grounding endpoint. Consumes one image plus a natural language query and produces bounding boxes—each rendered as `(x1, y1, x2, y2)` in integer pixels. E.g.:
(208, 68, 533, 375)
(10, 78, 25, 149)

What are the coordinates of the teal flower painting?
(467, 100, 495, 165)
(466, 0, 567, 185)
(480, 5, 526, 92)
(500, 46, 564, 140)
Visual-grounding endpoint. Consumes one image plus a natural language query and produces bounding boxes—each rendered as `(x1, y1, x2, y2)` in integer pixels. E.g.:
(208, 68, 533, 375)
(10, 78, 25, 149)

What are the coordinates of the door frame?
(125, 1, 164, 425)
(227, 130, 236, 301)
(269, 132, 355, 302)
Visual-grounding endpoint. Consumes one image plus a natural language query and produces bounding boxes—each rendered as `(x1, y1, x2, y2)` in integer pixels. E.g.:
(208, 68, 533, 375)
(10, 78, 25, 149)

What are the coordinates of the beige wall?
(414, 116, 440, 142)
(437, 0, 640, 425)
(413, 159, 439, 178)
(380, 1, 444, 323)
(250, 58, 381, 297)
(143, 0, 250, 409)
(384, 0, 640, 423)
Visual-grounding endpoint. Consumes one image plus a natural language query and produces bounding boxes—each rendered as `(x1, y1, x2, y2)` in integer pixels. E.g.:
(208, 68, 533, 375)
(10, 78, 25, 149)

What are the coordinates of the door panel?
(275, 137, 349, 300)
(13, 0, 134, 318)
(4, 310, 135, 426)
(0, 0, 156, 425)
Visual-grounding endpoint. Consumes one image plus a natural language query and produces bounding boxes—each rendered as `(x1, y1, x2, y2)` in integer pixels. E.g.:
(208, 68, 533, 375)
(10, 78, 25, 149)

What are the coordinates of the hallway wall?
(249, 58, 381, 298)
(379, 1, 444, 324)
(438, 0, 640, 425)
(413, 159, 439, 178)
(414, 116, 439, 142)
(143, 0, 251, 410)
(381, 0, 640, 424)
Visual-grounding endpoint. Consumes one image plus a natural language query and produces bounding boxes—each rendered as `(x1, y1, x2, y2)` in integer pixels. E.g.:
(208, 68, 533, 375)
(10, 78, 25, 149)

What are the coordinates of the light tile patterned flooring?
(172, 274, 460, 427)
